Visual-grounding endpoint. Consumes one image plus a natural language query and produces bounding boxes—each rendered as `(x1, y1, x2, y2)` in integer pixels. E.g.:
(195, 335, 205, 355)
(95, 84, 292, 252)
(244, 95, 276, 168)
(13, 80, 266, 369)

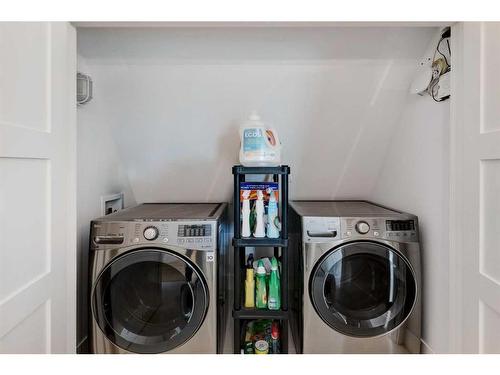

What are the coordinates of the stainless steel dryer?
(89, 203, 228, 354)
(289, 201, 421, 354)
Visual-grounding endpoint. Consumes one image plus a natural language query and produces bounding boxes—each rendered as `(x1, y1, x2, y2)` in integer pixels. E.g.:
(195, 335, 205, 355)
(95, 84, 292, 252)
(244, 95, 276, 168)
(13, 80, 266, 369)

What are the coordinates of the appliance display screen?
(386, 220, 415, 231)
(178, 224, 212, 237)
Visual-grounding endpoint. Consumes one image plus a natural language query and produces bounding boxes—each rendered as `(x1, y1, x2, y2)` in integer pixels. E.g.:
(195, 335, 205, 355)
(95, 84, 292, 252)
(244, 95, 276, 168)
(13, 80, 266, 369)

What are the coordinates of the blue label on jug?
(243, 128, 266, 152)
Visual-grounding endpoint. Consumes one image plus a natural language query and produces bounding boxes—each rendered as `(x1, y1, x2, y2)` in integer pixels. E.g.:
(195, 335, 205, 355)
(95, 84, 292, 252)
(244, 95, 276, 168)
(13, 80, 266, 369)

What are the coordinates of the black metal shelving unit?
(232, 165, 290, 354)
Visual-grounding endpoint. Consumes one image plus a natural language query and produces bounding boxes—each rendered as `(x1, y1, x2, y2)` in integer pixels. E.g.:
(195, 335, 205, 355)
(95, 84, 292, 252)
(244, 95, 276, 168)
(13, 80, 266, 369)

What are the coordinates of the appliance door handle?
(307, 230, 337, 238)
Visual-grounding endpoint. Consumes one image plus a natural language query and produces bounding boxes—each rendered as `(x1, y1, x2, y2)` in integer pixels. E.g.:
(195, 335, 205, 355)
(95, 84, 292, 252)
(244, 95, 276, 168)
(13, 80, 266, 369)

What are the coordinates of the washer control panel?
(302, 217, 340, 243)
(177, 224, 212, 238)
(91, 220, 217, 251)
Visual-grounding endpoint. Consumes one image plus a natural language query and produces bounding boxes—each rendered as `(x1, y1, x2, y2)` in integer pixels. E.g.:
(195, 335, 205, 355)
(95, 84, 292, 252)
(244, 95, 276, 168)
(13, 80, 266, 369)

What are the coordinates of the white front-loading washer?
(289, 201, 422, 354)
(89, 203, 228, 354)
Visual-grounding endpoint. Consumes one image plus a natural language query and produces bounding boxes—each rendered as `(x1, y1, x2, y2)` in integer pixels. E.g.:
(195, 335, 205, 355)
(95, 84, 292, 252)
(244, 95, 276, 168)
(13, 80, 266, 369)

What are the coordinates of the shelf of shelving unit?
(232, 165, 290, 354)
(233, 309, 289, 320)
(232, 238, 288, 247)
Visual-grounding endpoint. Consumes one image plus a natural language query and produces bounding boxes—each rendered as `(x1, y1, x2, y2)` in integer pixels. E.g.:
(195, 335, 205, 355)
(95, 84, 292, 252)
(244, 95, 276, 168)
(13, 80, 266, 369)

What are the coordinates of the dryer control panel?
(302, 216, 418, 243)
(384, 219, 418, 241)
(342, 217, 385, 239)
(91, 220, 217, 251)
(341, 217, 417, 241)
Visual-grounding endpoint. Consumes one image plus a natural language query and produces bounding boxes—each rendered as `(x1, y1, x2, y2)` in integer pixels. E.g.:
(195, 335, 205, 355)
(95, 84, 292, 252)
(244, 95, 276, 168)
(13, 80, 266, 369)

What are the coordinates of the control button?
(143, 226, 159, 241)
(133, 237, 140, 243)
(204, 238, 211, 242)
(178, 239, 185, 244)
(195, 238, 203, 243)
(373, 231, 380, 237)
(163, 238, 169, 243)
(355, 221, 370, 235)
(346, 231, 352, 237)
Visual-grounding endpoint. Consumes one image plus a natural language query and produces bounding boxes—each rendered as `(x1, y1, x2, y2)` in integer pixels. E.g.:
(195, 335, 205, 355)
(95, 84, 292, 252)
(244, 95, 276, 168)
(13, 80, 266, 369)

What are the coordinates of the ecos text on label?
(244, 129, 263, 138)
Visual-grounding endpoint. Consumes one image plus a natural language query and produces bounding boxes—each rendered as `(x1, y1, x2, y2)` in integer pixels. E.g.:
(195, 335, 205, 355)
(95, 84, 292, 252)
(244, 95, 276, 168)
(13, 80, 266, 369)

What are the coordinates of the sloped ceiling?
(77, 26, 436, 203)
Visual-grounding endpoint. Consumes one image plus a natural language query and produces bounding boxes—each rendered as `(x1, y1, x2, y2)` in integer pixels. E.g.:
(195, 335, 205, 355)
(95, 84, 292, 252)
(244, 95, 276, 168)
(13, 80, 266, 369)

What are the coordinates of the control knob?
(143, 226, 159, 241)
(355, 221, 370, 235)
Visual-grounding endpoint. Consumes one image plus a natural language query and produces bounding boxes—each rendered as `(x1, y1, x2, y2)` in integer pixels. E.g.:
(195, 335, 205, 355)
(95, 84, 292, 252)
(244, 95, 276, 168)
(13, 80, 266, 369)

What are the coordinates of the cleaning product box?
(240, 182, 279, 238)
(239, 182, 279, 210)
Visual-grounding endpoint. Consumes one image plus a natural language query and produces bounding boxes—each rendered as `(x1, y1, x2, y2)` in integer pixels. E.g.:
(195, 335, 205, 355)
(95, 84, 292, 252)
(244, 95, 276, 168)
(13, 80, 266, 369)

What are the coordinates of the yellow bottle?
(244, 268, 255, 308)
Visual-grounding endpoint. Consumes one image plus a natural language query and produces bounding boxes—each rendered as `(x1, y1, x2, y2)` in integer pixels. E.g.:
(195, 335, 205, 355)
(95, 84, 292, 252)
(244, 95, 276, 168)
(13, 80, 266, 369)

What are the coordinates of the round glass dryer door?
(92, 249, 208, 353)
(310, 241, 417, 338)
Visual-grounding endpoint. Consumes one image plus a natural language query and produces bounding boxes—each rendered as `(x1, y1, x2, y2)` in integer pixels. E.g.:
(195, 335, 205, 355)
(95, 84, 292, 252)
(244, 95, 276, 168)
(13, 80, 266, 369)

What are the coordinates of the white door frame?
(449, 20, 482, 355)
(448, 21, 467, 354)
(64, 22, 78, 354)
(0, 22, 77, 353)
(449, 21, 500, 354)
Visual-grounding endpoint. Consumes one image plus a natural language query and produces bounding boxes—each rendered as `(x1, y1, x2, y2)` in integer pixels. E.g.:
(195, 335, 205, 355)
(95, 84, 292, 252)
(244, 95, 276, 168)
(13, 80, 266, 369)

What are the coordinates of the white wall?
(370, 94, 450, 353)
(76, 55, 136, 351)
(77, 27, 436, 204)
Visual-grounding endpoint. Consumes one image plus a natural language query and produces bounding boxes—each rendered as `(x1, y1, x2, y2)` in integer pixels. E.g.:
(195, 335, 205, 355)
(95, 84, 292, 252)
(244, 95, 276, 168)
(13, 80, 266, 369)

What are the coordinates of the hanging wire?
(428, 34, 451, 102)
(436, 38, 451, 71)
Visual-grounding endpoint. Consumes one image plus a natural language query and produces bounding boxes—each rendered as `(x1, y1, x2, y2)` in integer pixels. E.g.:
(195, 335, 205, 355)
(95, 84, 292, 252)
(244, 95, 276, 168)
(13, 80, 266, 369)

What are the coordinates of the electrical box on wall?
(101, 193, 124, 216)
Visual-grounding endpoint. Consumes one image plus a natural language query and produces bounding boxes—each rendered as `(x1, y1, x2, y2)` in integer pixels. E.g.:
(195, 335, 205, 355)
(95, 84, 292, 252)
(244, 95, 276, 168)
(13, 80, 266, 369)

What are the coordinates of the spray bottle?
(241, 190, 251, 237)
(253, 190, 265, 238)
(255, 259, 267, 309)
(268, 257, 281, 310)
(266, 188, 280, 238)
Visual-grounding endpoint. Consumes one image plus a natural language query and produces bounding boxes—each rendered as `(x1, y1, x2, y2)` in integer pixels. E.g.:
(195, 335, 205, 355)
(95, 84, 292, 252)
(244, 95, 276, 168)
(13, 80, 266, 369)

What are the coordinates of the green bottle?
(268, 257, 281, 310)
(255, 260, 267, 309)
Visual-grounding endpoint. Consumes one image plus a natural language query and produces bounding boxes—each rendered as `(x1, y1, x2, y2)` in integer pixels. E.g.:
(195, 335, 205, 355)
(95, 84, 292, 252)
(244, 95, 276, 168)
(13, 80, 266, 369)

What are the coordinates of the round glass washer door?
(92, 248, 208, 353)
(309, 241, 417, 338)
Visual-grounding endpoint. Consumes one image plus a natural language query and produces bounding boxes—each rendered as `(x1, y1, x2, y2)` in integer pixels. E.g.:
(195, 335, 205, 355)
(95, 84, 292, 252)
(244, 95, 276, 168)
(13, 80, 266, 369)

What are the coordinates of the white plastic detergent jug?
(239, 112, 281, 167)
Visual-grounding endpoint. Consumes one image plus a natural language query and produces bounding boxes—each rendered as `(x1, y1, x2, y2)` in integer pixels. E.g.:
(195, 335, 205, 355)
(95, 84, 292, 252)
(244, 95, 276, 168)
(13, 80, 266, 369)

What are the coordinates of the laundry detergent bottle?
(239, 112, 281, 167)
(244, 267, 255, 308)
